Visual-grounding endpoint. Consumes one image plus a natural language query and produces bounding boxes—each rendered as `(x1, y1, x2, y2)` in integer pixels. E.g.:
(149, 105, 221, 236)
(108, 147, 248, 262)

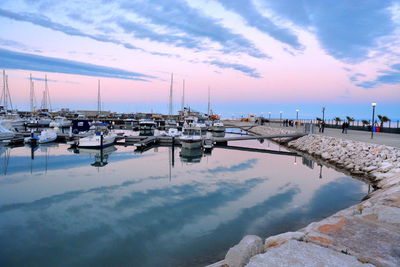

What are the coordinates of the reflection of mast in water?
(319, 164, 323, 179)
(168, 146, 175, 182)
(1, 148, 10, 175)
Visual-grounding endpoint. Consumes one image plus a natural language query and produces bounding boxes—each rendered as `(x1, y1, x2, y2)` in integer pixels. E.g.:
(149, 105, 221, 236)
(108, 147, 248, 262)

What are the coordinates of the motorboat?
(179, 127, 202, 149)
(167, 128, 181, 137)
(165, 119, 177, 129)
(49, 116, 72, 127)
(38, 130, 57, 144)
(139, 118, 157, 130)
(77, 130, 117, 148)
(192, 118, 207, 133)
(0, 122, 15, 140)
(124, 117, 139, 129)
(210, 120, 225, 132)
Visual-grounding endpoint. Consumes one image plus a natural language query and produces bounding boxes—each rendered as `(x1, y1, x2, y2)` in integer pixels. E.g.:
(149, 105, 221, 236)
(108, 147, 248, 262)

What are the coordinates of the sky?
(0, 0, 399, 120)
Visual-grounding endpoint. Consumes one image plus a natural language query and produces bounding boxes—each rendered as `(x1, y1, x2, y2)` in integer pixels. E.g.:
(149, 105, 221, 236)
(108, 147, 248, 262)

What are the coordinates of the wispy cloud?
(349, 73, 366, 82)
(119, 0, 269, 59)
(263, 0, 397, 61)
(0, 8, 179, 58)
(208, 60, 262, 78)
(0, 48, 155, 81)
(215, 0, 303, 50)
(356, 63, 400, 89)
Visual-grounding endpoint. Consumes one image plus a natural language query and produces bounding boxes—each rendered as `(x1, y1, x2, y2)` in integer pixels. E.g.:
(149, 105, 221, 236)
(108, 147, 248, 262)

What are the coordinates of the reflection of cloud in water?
(0, 177, 266, 267)
(244, 177, 367, 239)
(0, 151, 153, 182)
(203, 158, 258, 174)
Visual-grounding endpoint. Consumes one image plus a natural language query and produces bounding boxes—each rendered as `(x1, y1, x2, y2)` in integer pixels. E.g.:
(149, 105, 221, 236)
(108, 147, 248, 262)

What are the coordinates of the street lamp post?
(296, 109, 299, 128)
(371, 102, 376, 139)
(268, 112, 271, 125)
(322, 107, 325, 122)
(280, 111, 283, 126)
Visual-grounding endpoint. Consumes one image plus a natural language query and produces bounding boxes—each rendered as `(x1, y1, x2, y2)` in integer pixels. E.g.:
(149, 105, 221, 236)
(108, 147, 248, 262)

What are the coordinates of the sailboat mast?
(45, 75, 51, 111)
(97, 80, 101, 115)
(6, 75, 13, 111)
(30, 74, 36, 113)
(169, 73, 173, 118)
(2, 70, 8, 111)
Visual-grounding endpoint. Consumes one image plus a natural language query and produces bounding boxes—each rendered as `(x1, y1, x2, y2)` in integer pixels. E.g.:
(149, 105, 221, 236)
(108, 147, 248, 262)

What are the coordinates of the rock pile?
(288, 134, 400, 183)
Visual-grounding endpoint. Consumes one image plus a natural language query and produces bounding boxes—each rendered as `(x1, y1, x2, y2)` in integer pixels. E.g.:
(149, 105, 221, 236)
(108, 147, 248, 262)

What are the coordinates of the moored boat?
(179, 127, 202, 149)
(38, 130, 57, 144)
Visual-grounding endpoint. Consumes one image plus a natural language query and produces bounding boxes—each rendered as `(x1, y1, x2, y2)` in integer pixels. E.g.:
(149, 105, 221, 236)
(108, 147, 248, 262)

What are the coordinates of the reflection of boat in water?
(139, 129, 154, 136)
(179, 147, 203, 163)
(212, 131, 225, 138)
(69, 146, 117, 167)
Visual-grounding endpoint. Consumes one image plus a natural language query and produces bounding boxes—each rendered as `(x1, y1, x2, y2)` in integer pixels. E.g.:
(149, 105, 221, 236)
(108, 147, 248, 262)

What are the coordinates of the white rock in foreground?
(246, 240, 373, 267)
(225, 235, 263, 267)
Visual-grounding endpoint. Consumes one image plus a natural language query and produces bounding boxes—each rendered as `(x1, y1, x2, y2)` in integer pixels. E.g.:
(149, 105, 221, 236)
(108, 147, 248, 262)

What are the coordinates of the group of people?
(342, 121, 350, 134)
(282, 119, 297, 127)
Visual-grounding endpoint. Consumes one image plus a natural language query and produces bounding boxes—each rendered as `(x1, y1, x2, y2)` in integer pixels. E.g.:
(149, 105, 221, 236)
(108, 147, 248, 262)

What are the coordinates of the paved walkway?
(226, 121, 400, 148)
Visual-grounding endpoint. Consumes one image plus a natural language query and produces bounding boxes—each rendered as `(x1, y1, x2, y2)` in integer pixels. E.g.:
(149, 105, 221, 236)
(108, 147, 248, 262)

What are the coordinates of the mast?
(97, 80, 101, 115)
(45, 75, 51, 111)
(207, 86, 210, 118)
(29, 74, 36, 113)
(181, 79, 185, 116)
(2, 70, 6, 111)
(6, 75, 13, 111)
(169, 73, 173, 118)
(41, 75, 51, 111)
(1, 70, 12, 112)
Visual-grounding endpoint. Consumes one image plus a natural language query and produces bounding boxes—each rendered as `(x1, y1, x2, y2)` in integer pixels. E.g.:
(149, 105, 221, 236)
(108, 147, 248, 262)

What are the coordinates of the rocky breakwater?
(287, 134, 400, 184)
(210, 123, 400, 267)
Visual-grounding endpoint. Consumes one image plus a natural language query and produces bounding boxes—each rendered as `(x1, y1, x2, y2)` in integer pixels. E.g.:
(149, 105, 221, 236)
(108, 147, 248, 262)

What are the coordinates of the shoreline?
(209, 121, 400, 267)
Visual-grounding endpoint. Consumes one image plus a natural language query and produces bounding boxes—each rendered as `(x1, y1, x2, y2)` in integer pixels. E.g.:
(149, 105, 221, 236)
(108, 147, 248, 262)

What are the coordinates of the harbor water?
(0, 130, 368, 266)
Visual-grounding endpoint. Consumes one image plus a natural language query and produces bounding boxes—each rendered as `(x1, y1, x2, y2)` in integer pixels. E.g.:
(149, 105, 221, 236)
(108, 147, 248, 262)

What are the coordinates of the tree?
(377, 115, 390, 128)
(346, 116, 355, 126)
(334, 117, 341, 125)
(362, 120, 370, 126)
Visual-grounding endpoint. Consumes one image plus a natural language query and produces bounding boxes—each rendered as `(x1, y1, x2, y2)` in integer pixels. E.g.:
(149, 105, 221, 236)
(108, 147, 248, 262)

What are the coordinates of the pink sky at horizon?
(0, 0, 399, 118)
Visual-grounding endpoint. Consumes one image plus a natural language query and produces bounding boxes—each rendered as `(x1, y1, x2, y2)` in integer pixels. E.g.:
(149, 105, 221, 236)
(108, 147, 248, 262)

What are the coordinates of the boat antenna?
(181, 79, 185, 116)
(97, 79, 101, 115)
(169, 73, 173, 118)
(207, 86, 210, 119)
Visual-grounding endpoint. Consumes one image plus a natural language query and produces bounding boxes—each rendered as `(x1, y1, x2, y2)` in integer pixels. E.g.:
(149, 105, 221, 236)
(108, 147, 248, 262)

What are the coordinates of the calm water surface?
(0, 132, 368, 266)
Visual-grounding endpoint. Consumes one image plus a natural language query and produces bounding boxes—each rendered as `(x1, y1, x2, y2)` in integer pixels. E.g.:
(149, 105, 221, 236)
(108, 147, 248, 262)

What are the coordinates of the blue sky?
(0, 0, 399, 119)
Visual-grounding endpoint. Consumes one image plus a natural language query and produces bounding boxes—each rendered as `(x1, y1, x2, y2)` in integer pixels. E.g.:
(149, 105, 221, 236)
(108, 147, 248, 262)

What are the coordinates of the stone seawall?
(210, 122, 400, 267)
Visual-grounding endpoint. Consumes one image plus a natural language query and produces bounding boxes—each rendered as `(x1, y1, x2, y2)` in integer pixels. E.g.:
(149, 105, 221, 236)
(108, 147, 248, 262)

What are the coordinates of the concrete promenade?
(235, 121, 400, 148)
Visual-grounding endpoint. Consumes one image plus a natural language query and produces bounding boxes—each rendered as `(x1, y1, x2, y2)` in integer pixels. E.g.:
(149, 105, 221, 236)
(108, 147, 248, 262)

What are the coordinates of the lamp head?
(296, 109, 299, 112)
(372, 102, 376, 107)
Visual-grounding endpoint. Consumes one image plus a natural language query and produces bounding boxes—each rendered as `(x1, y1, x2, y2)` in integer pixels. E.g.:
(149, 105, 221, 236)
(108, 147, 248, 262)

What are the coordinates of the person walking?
(344, 122, 348, 134)
(342, 122, 345, 134)
(321, 120, 325, 133)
